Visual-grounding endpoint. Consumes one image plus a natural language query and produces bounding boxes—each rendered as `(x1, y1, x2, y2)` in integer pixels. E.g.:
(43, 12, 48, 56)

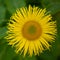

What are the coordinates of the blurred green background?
(0, 0, 60, 60)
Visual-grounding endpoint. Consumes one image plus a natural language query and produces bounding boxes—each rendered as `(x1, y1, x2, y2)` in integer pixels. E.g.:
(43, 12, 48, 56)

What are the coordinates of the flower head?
(6, 5, 57, 56)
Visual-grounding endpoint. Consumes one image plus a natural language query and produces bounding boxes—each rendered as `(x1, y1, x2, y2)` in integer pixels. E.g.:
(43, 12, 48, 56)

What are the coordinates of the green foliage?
(4, 0, 26, 14)
(0, 5, 6, 19)
(46, 3, 60, 15)
(0, 0, 60, 60)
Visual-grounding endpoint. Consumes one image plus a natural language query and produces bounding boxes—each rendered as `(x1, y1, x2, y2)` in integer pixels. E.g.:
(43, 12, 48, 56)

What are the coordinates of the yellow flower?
(6, 5, 57, 56)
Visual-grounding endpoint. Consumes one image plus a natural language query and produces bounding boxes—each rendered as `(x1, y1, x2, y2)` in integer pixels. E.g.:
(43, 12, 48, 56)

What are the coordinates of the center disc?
(22, 21, 42, 40)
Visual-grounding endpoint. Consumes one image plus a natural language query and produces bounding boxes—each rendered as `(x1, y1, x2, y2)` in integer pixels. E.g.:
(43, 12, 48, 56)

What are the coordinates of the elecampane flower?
(6, 5, 57, 56)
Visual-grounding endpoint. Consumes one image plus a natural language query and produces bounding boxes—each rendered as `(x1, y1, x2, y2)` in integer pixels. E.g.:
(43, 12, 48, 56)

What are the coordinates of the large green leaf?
(0, 5, 6, 19)
(41, 0, 60, 6)
(13, 54, 37, 60)
(0, 27, 7, 39)
(41, 0, 53, 6)
(0, 0, 2, 5)
(1, 45, 16, 60)
(41, 0, 60, 15)
(0, 5, 6, 26)
(0, 43, 7, 60)
(46, 3, 60, 15)
(4, 0, 26, 14)
(52, 0, 60, 2)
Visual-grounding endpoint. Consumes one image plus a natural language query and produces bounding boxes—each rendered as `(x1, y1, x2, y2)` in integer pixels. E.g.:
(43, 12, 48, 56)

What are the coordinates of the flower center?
(28, 25, 36, 35)
(22, 21, 42, 40)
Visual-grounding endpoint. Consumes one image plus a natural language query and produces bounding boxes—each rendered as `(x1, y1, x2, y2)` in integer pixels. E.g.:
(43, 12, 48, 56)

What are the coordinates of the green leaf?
(1, 46, 36, 60)
(24, 55, 37, 60)
(0, 5, 6, 26)
(46, 3, 60, 15)
(13, 54, 37, 60)
(0, 27, 7, 39)
(0, 0, 2, 5)
(12, 51, 37, 60)
(4, 0, 26, 14)
(0, 43, 7, 60)
(52, 0, 60, 2)
(41, 0, 60, 15)
(41, 0, 53, 6)
(1, 45, 16, 60)
(0, 5, 6, 19)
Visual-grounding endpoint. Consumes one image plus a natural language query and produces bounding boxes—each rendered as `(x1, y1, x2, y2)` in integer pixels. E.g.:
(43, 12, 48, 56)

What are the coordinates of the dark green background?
(0, 0, 60, 60)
